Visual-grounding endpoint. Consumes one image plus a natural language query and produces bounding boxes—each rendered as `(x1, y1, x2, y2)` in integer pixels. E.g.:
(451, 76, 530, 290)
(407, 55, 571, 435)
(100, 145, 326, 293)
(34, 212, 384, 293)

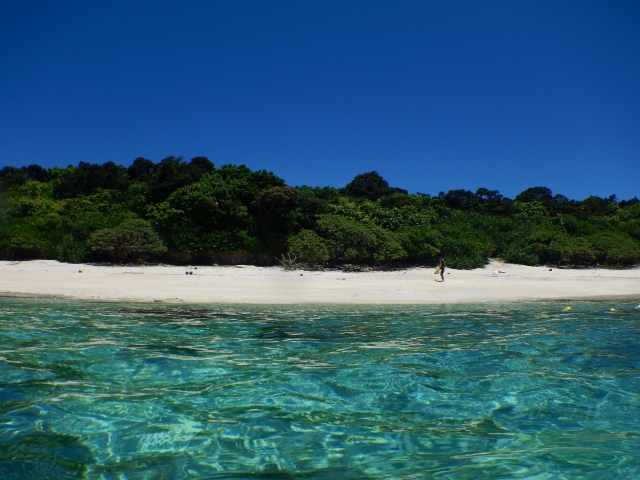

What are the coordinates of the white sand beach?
(1, 260, 639, 304)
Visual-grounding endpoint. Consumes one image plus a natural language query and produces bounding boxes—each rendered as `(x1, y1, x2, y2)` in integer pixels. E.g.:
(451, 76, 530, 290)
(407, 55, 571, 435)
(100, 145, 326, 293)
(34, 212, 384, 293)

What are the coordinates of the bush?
(252, 186, 298, 252)
(90, 218, 166, 263)
(1, 160, 638, 270)
(147, 174, 253, 253)
(395, 225, 443, 262)
(433, 216, 493, 269)
(548, 235, 594, 266)
(287, 229, 329, 268)
(518, 226, 563, 265)
(510, 201, 550, 223)
(3, 230, 44, 259)
(502, 227, 595, 266)
(327, 197, 436, 231)
(588, 233, 640, 266)
(315, 214, 406, 264)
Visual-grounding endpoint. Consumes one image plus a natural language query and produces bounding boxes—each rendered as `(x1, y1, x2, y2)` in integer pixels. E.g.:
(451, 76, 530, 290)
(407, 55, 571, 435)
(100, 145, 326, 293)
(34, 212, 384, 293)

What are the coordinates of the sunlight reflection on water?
(1, 298, 639, 478)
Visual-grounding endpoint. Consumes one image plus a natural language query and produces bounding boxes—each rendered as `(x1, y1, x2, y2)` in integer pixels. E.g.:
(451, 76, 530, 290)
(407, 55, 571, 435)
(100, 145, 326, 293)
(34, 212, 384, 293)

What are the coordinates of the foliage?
(315, 214, 406, 263)
(342, 171, 406, 200)
(0, 164, 53, 192)
(432, 214, 494, 269)
(436, 188, 511, 214)
(395, 225, 443, 262)
(547, 235, 595, 266)
(90, 218, 166, 263)
(587, 233, 640, 266)
(293, 186, 333, 230)
(327, 196, 436, 231)
(54, 162, 129, 199)
(0, 182, 130, 262)
(251, 186, 298, 252)
(287, 229, 329, 268)
(146, 156, 215, 203)
(510, 201, 550, 223)
(147, 173, 253, 253)
(514, 186, 554, 206)
(1, 162, 638, 268)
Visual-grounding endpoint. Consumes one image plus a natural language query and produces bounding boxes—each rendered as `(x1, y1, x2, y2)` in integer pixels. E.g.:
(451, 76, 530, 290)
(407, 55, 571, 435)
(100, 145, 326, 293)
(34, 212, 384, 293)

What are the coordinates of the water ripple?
(1, 298, 639, 478)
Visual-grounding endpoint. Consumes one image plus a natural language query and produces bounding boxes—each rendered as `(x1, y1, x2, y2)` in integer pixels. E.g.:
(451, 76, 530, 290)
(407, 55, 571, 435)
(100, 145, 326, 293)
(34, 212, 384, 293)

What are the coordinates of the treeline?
(0, 157, 639, 269)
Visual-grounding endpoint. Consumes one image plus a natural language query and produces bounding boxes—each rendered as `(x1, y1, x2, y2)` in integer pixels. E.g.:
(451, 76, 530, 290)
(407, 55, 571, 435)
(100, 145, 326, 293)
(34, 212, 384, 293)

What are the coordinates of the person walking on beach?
(438, 257, 445, 282)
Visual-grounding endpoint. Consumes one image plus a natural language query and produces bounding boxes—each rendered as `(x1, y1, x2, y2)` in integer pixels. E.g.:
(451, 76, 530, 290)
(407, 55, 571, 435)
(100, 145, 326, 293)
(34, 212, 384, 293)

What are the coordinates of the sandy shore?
(1, 260, 639, 305)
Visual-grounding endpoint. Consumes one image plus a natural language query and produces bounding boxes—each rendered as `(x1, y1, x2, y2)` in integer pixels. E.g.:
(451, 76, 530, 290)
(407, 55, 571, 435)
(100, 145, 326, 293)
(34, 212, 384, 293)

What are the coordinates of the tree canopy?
(1, 159, 638, 268)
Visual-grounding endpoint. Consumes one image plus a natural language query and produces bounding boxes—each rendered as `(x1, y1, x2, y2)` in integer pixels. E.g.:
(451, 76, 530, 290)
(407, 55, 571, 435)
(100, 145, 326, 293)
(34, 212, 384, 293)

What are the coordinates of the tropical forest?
(1, 157, 638, 269)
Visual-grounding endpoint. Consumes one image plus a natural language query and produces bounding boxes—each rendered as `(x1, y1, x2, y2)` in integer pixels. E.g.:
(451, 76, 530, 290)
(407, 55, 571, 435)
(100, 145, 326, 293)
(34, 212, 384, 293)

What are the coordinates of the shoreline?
(1, 260, 639, 305)
(2, 292, 640, 307)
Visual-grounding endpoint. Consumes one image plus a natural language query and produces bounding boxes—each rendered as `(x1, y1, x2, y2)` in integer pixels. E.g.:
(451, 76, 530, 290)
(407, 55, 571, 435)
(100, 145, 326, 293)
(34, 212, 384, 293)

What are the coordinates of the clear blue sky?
(1, 0, 638, 200)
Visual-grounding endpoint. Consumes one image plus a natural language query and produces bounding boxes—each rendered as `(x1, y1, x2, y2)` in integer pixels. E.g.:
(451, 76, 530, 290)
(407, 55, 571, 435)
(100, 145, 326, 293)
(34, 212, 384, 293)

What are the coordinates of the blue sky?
(1, 0, 638, 200)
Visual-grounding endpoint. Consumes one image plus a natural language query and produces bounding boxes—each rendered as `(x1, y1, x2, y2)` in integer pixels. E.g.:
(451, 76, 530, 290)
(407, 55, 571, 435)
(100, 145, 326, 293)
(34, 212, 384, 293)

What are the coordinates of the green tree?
(90, 218, 166, 263)
(395, 225, 443, 262)
(315, 214, 406, 263)
(588, 232, 640, 266)
(547, 235, 595, 266)
(433, 213, 494, 269)
(515, 186, 554, 210)
(53, 161, 130, 199)
(127, 157, 156, 183)
(251, 186, 298, 252)
(342, 171, 406, 200)
(1, 158, 638, 269)
(147, 172, 260, 254)
(147, 156, 216, 203)
(288, 229, 329, 268)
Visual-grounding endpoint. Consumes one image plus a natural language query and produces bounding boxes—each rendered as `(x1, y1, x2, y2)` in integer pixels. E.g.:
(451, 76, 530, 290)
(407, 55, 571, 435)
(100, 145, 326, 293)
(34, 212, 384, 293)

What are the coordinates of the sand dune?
(1, 260, 639, 305)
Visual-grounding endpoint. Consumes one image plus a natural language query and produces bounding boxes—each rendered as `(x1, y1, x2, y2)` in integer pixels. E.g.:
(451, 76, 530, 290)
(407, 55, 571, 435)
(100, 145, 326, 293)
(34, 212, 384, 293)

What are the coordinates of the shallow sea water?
(1, 298, 639, 479)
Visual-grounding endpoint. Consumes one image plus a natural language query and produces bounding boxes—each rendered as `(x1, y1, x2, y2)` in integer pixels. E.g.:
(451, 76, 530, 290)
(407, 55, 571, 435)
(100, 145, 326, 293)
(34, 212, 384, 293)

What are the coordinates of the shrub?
(433, 216, 493, 269)
(147, 173, 253, 253)
(315, 214, 406, 264)
(438, 231, 492, 269)
(288, 229, 329, 268)
(251, 186, 298, 252)
(510, 201, 550, 223)
(548, 235, 594, 266)
(588, 233, 640, 266)
(90, 218, 166, 263)
(395, 225, 443, 262)
(327, 196, 436, 231)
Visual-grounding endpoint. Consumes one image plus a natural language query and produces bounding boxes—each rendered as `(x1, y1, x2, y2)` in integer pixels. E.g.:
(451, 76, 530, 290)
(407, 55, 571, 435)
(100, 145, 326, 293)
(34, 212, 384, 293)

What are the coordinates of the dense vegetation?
(1, 158, 639, 269)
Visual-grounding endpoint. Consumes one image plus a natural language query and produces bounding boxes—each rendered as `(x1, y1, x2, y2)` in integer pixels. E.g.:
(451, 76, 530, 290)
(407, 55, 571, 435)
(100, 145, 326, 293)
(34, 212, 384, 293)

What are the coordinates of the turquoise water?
(1, 299, 639, 479)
